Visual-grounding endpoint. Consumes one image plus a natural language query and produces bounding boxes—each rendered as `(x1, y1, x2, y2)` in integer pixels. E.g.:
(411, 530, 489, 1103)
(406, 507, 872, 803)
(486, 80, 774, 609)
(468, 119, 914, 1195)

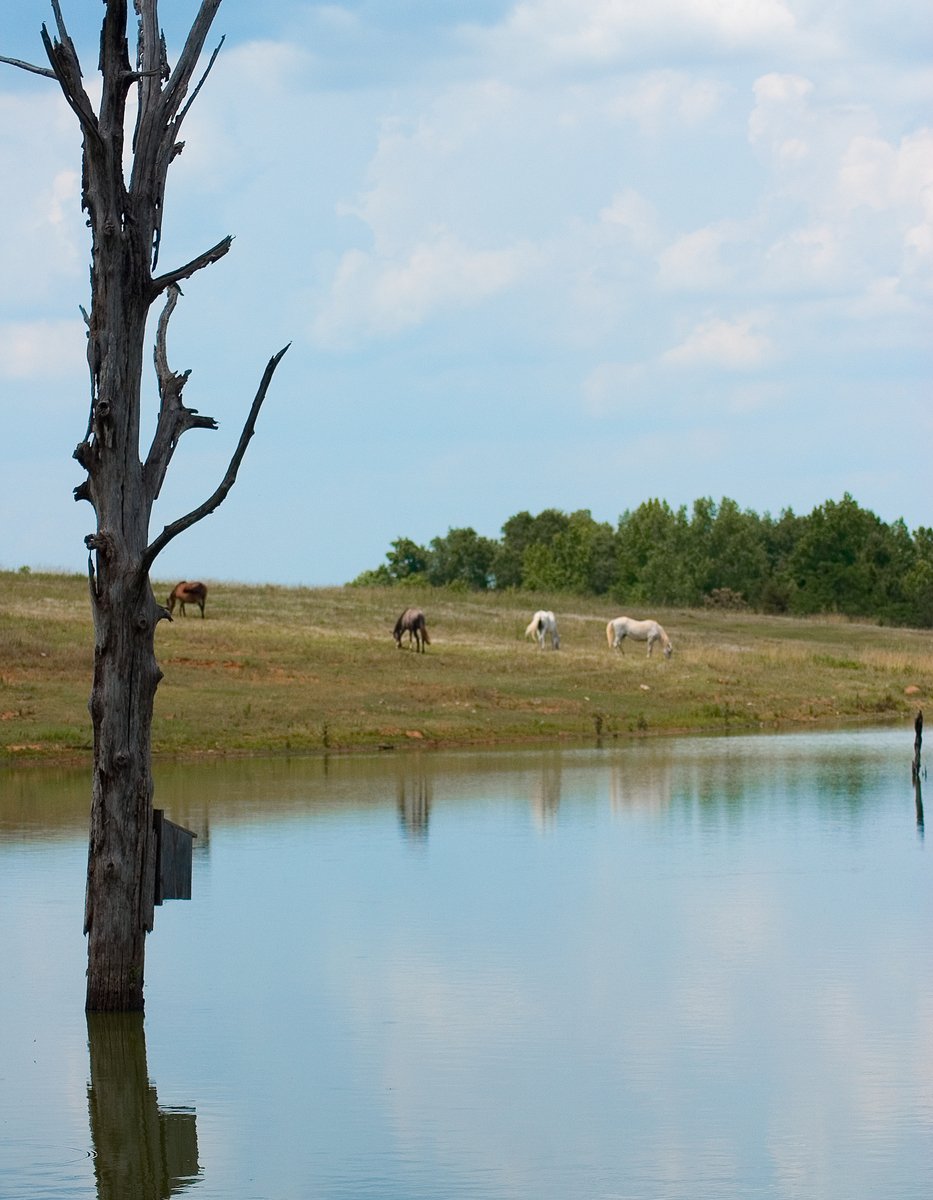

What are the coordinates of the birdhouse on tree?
(153, 809, 196, 905)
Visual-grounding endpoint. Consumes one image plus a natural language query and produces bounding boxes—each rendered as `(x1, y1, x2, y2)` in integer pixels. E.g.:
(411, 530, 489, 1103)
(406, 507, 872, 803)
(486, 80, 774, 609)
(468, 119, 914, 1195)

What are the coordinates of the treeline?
(351, 494, 933, 627)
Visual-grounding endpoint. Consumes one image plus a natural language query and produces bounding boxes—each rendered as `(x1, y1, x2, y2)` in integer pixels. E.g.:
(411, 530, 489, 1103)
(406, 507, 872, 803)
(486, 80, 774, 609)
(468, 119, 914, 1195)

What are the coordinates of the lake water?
(1, 728, 930, 1200)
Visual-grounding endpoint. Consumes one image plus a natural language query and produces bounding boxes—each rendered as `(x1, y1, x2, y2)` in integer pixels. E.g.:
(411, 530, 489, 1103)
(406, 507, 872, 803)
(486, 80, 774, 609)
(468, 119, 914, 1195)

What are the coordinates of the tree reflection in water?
(86, 1014, 199, 1200)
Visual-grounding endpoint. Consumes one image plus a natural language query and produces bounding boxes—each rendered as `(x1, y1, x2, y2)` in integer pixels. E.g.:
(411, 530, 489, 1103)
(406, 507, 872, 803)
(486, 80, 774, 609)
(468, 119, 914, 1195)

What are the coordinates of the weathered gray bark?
(3, 1, 288, 1010)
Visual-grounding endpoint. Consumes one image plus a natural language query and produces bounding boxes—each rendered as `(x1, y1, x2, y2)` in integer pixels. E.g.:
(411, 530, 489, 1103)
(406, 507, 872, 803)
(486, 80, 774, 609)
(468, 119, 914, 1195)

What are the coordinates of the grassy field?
(1, 569, 930, 764)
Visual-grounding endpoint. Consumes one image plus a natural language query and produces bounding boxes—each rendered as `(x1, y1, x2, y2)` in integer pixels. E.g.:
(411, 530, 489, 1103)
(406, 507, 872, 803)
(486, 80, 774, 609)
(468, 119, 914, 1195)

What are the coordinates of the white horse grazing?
(525, 610, 560, 650)
(606, 616, 673, 658)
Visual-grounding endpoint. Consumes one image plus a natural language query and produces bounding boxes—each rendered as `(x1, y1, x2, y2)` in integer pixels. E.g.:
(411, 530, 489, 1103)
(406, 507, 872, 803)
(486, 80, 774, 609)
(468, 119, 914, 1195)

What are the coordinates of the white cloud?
(0, 319, 86, 381)
(838, 129, 933, 214)
(744, 73, 933, 302)
(663, 313, 774, 369)
(761, 222, 850, 290)
(466, 0, 799, 73)
(658, 223, 745, 290)
(606, 71, 728, 133)
(598, 188, 660, 249)
(0, 95, 85, 309)
(312, 232, 538, 345)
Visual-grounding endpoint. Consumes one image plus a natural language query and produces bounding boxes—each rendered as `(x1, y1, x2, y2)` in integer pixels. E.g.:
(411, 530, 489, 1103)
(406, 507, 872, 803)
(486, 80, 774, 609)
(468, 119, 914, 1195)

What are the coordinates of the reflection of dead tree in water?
(397, 772, 432, 839)
(913, 710, 924, 835)
(87, 1013, 199, 1199)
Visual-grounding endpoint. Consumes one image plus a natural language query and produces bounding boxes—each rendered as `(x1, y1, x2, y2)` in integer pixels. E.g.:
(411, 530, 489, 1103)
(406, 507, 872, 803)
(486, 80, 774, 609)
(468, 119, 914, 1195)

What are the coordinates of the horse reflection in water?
(86, 1012, 200, 1199)
(393, 607, 430, 652)
(397, 768, 432, 840)
(531, 756, 562, 830)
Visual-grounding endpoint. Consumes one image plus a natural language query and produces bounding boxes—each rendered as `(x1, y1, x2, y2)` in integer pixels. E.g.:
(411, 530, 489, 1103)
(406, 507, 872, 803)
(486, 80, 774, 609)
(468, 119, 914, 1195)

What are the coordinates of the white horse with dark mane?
(525, 610, 560, 650)
(606, 616, 673, 658)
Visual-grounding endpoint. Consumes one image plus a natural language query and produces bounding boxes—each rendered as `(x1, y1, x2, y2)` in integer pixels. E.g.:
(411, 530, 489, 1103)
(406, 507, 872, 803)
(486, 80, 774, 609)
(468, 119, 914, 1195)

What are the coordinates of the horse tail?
(393, 614, 404, 642)
(606, 620, 615, 647)
(525, 618, 538, 640)
(419, 616, 430, 645)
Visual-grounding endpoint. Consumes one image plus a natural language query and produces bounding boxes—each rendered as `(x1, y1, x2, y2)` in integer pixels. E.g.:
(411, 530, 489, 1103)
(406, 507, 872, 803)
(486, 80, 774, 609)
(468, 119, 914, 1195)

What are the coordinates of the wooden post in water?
(913, 710, 924, 834)
(912, 710, 923, 779)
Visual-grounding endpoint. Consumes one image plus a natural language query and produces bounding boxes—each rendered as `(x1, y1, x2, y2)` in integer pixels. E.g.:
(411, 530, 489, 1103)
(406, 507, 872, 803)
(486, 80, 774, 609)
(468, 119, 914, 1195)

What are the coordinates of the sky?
(0, 0, 930, 587)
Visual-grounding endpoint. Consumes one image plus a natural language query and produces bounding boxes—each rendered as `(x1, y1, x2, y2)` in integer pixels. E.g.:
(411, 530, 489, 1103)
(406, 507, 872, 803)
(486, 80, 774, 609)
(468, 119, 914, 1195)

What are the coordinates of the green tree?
(704, 497, 770, 605)
(491, 511, 537, 589)
(789, 494, 884, 616)
(903, 526, 933, 626)
(427, 527, 496, 589)
(493, 509, 569, 588)
(522, 510, 615, 594)
(860, 516, 918, 623)
(614, 500, 695, 605)
(349, 536, 428, 587)
(758, 508, 805, 613)
(386, 537, 429, 581)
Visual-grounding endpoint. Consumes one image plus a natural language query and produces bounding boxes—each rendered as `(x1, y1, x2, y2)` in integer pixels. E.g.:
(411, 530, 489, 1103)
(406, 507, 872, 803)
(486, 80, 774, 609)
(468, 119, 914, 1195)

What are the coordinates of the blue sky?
(1, 0, 930, 586)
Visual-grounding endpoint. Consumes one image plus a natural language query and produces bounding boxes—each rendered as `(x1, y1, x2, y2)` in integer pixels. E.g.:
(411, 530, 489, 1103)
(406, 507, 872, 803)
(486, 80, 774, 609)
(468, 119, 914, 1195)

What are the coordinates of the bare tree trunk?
(84, 575, 163, 1010)
(4, 1, 288, 1011)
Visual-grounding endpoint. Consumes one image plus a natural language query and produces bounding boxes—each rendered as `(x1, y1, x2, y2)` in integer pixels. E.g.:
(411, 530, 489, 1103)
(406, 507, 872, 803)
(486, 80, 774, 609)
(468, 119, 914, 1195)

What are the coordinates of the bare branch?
(142, 344, 290, 572)
(130, 4, 222, 275)
(39, 18, 101, 145)
(150, 234, 233, 296)
(49, 0, 70, 42)
(143, 284, 219, 503)
(133, 0, 167, 125)
(159, 0, 223, 121)
(177, 35, 224, 127)
(0, 55, 56, 78)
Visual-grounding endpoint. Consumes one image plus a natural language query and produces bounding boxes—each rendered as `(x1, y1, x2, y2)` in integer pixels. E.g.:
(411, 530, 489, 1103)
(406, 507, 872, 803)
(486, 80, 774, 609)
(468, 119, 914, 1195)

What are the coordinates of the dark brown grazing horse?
(167, 580, 208, 618)
(393, 606, 430, 652)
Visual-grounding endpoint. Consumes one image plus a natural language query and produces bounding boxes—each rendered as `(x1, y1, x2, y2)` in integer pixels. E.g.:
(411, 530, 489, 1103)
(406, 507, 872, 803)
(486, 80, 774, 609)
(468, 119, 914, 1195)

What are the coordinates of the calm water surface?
(1, 728, 930, 1199)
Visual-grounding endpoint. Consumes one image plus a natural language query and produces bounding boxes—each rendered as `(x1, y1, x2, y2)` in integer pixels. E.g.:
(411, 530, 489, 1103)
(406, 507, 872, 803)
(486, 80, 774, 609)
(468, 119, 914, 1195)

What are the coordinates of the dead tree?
(2, 1, 288, 1010)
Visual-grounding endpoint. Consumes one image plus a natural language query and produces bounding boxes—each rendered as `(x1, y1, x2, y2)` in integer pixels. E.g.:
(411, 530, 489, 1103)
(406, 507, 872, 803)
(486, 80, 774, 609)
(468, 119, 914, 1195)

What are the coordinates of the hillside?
(1, 571, 929, 763)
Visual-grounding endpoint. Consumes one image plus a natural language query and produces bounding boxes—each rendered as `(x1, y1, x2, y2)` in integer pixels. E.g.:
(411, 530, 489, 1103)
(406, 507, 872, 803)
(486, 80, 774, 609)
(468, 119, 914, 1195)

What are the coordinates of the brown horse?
(167, 581, 208, 618)
(393, 607, 430, 652)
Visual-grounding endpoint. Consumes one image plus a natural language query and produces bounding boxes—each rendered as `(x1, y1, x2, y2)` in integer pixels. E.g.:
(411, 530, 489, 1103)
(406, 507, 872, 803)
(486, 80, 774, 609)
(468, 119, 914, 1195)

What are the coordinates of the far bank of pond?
(1, 572, 930, 763)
